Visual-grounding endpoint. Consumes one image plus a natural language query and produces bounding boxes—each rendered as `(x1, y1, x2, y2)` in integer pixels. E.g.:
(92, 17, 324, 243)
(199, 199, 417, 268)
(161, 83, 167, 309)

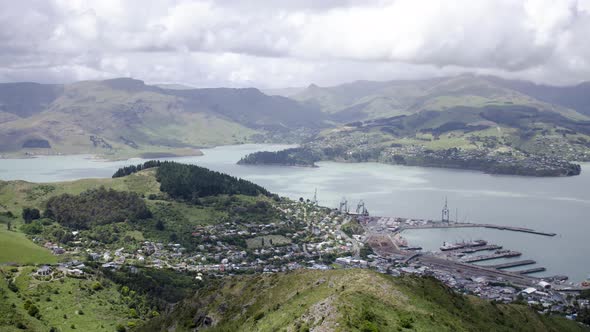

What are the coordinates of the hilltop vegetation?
(156, 161, 272, 200)
(44, 187, 152, 229)
(238, 147, 321, 167)
(141, 269, 587, 332)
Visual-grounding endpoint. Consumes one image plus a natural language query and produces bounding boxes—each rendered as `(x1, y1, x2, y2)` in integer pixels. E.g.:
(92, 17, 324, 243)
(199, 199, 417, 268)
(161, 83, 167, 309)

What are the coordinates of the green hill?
(0, 78, 326, 158)
(141, 269, 587, 332)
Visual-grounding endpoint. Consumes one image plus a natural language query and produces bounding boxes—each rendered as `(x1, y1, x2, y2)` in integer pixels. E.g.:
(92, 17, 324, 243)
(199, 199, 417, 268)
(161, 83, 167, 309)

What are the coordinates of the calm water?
(1, 144, 589, 282)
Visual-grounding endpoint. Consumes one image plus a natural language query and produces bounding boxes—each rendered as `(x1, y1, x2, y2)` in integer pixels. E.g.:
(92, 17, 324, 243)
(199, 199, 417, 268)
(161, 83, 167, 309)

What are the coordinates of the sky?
(1, 0, 590, 88)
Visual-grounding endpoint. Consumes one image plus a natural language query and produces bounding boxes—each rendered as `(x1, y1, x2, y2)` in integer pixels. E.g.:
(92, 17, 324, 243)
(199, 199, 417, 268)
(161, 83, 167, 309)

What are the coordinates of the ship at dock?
(440, 239, 487, 251)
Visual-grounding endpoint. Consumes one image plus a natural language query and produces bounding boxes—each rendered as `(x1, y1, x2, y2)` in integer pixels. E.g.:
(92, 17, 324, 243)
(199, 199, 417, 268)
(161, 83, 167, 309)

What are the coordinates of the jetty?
(446, 244, 502, 254)
(516, 267, 546, 275)
(486, 260, 536, 269)
(462, 251, 521, 263)
(400, 222, 556, 237)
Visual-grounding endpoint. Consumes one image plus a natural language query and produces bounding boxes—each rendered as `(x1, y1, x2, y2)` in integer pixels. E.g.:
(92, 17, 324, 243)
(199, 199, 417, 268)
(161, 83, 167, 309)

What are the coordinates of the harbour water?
(1, 144, 589, 282)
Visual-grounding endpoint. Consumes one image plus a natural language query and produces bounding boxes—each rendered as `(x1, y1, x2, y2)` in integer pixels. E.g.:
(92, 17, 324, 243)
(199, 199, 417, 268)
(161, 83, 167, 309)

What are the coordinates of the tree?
(169, 233, 178, 242)
(22, 207, 40, 224)
(27, 304, 39, 317)
(128, 308, 138, 318)
(44, 187, 151, 229)
(155, 219, 165, 231)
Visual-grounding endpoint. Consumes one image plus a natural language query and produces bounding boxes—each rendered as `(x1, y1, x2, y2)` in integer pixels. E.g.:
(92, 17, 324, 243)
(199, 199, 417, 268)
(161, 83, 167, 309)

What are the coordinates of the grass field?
(0, 226, 56, 265)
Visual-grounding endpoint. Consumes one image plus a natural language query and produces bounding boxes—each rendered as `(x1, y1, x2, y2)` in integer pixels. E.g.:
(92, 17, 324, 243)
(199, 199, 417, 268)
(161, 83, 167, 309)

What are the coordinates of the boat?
(440, 240, 488, 251)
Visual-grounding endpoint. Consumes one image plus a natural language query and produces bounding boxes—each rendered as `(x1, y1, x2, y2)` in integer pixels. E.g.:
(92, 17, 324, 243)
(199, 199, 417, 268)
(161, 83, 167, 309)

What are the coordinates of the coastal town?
(26, 195, 590, 324)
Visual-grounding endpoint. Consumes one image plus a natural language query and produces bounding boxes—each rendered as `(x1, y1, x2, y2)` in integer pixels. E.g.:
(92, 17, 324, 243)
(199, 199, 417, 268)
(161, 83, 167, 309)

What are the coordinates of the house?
(521, 287, 537, 295)
(52, 247, 65, 255)
(66, 268, 84, 277)
(37, 266, 52, 276)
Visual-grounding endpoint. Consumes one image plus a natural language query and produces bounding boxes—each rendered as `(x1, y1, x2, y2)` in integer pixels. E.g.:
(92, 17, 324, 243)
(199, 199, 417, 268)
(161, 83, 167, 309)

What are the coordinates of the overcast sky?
(1, 0, 590, 88)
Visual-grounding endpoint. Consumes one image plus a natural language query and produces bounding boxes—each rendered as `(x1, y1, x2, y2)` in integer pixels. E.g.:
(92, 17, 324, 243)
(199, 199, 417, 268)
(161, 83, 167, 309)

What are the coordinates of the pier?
(462, 251, 521, 263)
(486, 260, 536, 269)
(446, 244, 502, 254)
(516, 267, 546, 275)
(400, 222, 556, 237)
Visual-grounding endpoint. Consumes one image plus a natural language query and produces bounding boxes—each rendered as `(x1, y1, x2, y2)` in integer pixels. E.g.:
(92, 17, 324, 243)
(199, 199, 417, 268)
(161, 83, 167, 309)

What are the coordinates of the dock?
(516, 267, 546, 275)
(446, 244, 502, 254)
(482, 224, 556, 237)
(397, 221, 556, 237)
(462, 251, 521, 263)
(486, 259, 536, 269)
(400, 246, 422, 251)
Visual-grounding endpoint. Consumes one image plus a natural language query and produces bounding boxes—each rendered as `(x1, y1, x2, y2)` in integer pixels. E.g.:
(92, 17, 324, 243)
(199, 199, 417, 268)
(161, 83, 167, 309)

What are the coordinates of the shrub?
(27, 304, 39, 317)
(128, 308, 138, 318)
(22, 207, 41, 224)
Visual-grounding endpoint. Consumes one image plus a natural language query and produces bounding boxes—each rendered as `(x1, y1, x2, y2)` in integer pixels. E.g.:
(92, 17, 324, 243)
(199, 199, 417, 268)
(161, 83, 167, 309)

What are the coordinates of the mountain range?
(2, 74, 590, 159)
(292, 74, 590, 122)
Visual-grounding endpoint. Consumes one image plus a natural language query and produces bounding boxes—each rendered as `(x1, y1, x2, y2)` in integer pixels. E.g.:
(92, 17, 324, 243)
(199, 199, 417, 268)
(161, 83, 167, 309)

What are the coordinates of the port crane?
(442, 197, 450, 223)
(339, 197, 349, 214)
(356, 200, 369, 216)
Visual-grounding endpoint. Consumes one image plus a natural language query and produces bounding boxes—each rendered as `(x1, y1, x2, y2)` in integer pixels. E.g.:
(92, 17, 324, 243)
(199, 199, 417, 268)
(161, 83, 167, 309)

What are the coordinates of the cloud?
(0, 0, 589, 87)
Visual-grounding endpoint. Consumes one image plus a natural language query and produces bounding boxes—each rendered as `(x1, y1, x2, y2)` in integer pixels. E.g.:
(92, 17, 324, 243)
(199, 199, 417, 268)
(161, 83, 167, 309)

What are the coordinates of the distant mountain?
(0, 78, 326, 157)
(293, 74, 589, 122)
(483, 76, 590, 117)
(247, 75, 590, 176)
(154, 83, 196, 90)
(260, 86, 306, 97)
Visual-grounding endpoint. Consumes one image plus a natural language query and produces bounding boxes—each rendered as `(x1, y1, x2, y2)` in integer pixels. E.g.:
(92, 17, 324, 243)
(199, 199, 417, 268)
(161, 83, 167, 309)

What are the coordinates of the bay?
(1, 144, 589, 282)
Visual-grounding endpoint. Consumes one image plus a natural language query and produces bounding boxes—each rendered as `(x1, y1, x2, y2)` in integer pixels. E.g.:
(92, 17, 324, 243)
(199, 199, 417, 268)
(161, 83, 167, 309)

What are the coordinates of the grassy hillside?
(0, 166, 278, 263)
(0, 165, 285, 331)
(0, 170, 161, 265)
(0, 226, 56, 265)
(0, 265, 144, 332)
(0, 78, 325, 158)
(142, 269, 587, 332)
(0, 168, 160, 216)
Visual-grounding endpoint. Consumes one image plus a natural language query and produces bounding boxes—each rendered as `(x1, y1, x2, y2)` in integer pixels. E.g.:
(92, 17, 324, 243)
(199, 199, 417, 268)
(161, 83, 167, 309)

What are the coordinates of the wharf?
(396, 220, 556, 237)
(482, 224, 556, 236)
(462, 251, 521, 263)
(400, 246, 422, 251)
(517, 267, 546, 275)
(447, 244, 502, 254)
(486, 260, 536, 269)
